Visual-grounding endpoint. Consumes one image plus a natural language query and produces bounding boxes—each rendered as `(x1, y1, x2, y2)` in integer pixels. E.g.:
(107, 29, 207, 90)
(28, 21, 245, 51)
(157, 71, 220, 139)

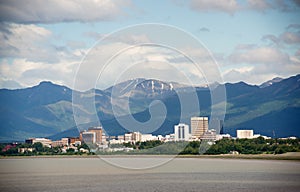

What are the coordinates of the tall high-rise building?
(191, 117, 208, 139)
(88, 127, 103, 143)
(174, 123, 189, 141)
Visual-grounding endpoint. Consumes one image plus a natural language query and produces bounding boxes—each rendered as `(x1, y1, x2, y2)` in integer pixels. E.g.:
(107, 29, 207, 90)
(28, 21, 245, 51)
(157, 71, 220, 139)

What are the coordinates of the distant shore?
(1, 152, 300, 161)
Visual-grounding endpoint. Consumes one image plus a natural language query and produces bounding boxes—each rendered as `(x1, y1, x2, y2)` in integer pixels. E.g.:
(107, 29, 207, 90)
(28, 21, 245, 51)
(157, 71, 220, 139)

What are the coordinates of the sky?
(0, 0, 300, 90)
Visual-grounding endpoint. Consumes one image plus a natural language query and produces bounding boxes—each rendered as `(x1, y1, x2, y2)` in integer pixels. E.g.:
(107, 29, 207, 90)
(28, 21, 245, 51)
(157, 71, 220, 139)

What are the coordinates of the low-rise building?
(51, 138, 69, 147)
(25, 138, 52, 147)
(141, 134, 154, 142)
(18, 148, 35, 153)
(216, 134, 231, 141)
(201, 129, 217, 140)
(124, 133, 132, 142)
(237, 130, 254, 139)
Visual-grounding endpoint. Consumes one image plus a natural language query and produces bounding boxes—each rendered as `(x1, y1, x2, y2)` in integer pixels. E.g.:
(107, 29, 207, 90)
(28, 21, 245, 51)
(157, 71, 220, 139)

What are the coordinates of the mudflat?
(0, 157, 299, 192)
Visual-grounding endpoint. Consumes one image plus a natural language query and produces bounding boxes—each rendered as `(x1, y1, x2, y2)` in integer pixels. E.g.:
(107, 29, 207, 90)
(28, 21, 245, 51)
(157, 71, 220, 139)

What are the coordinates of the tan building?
(51, 138, 69, 147)
(25, 138, 52, 147)
(124, 133, 132, 142)
(201, 129, 217, 140)
(191, 117, 208, 139)
(237, 130, 254, 139)
(68, 137, 81, 145)
(88, 127, 103, 144)
(132, 132, 142, 142)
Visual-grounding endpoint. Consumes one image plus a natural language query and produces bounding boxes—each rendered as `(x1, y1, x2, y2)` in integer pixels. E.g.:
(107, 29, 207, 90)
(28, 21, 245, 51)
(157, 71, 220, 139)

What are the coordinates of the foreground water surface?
(0, 157, 299, 192)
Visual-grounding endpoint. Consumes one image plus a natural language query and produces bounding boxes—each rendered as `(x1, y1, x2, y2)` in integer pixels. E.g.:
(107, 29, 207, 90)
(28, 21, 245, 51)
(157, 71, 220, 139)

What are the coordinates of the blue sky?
(0, 0, 300, 89)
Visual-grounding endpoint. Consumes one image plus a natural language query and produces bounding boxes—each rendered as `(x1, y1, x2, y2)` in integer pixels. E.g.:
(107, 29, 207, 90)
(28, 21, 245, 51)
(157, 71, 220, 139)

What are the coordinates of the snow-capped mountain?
(104, 78, 193, 99)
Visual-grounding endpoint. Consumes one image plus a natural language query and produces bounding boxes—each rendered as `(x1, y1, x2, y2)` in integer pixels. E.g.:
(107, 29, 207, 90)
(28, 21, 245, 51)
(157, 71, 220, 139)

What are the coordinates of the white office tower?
(174, 123, 190, 141)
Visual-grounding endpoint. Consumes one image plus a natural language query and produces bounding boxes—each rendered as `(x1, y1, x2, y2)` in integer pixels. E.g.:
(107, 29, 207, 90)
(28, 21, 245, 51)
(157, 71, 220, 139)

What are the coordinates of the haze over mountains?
(0, 74, 299, 142)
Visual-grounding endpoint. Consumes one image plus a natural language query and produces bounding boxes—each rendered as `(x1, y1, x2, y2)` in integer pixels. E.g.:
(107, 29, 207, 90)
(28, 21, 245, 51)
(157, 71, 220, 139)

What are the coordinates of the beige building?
(51, 138, 69, 147)
(237, 130, 254, 139)
(201, 129, 217, 140)
(191, 117, 208, 139)
(88, 127, 103, 144)
(25, 138, 52, 147)
(79, 127, 104, 144)
(132, 132, 142, 142)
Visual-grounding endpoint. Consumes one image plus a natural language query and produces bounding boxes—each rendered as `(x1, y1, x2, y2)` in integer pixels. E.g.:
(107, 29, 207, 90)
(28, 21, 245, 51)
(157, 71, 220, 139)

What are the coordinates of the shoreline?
(1, 152, 300, 161)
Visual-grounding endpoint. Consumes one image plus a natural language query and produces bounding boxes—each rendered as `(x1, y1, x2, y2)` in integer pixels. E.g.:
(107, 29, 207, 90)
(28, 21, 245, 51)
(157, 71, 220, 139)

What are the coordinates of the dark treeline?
(1, 137, 299, 156)
(205, 137, 300, 155)
(0, 142, 90, 156)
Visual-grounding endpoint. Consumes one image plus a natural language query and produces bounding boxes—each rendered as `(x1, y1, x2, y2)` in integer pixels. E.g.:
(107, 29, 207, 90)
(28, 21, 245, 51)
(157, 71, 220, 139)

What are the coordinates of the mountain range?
(0, 75, 300, 142)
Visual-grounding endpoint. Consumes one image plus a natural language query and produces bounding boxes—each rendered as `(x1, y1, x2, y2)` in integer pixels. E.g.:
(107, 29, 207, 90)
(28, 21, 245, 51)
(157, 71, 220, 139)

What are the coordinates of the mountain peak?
(38, 81, 55, 86)
(259, 77, 283, 88)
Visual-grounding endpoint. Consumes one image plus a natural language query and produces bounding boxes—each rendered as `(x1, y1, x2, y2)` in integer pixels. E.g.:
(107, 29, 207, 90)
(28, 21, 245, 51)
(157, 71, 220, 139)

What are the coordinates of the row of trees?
(205, 137, 300, 154)
(0, 142, 90, 156)
(112, 137, 300, 155)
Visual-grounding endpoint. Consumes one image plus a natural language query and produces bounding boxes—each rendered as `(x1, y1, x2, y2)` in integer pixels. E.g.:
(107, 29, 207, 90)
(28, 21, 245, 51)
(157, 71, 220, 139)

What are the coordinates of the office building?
(174, 123, 190, 141)
(237, 130, 254, 139)
(51, 138, 69, 147)
(88, 127, 103, 143)
(191, 117, 208, 139)
(132, 132, 142, 142)
(124, 133, 132, 142)
(25, 138, 52, 147)
(201, 129, 217, 140)
(82, 132, 96, 143)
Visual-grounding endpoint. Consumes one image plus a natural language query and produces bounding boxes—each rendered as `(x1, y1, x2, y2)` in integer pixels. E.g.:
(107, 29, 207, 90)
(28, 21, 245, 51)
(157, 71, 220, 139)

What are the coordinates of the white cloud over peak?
(0, 0, 132, 24)
(222, 44, 300, 84)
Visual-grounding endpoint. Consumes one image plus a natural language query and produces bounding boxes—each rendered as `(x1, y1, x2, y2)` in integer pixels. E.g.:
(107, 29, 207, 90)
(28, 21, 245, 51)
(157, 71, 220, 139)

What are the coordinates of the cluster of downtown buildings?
(24, 116, 278, 153)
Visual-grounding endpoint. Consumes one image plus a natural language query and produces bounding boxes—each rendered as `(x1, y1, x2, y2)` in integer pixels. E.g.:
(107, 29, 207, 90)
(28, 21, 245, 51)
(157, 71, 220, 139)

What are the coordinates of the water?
(0, 157, 299, 192)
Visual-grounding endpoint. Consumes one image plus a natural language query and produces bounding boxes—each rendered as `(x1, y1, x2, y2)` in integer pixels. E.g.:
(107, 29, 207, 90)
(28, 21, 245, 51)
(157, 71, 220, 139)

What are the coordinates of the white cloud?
(0, 58, 79, 88)
(0, 23, 88, 64)
(222, 68, 279, 85)
(262, 24, 300, 46)
(0, 0, 133, 24)
(247, 0, 272, 11)
(280, 31, 300, 44)
(223, 45, 300, 84)
(229, 46, 290, 65)
(0, 23, 61, 63)
(190, 0, 240, 14)
(186, 0, 300, 14)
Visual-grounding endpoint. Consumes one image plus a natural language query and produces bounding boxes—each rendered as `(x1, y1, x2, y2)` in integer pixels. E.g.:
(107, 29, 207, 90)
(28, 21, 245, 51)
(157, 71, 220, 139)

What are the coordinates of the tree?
(33, 142, 43, 152)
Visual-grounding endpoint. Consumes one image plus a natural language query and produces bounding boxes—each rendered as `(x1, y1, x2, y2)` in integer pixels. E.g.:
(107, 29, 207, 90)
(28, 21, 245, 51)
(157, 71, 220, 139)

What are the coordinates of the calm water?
(0, 157, 299, 192)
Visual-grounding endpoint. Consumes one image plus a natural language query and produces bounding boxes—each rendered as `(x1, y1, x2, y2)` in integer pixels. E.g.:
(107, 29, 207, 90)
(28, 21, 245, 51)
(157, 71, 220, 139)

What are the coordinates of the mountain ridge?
(1, 74, 300, 141)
